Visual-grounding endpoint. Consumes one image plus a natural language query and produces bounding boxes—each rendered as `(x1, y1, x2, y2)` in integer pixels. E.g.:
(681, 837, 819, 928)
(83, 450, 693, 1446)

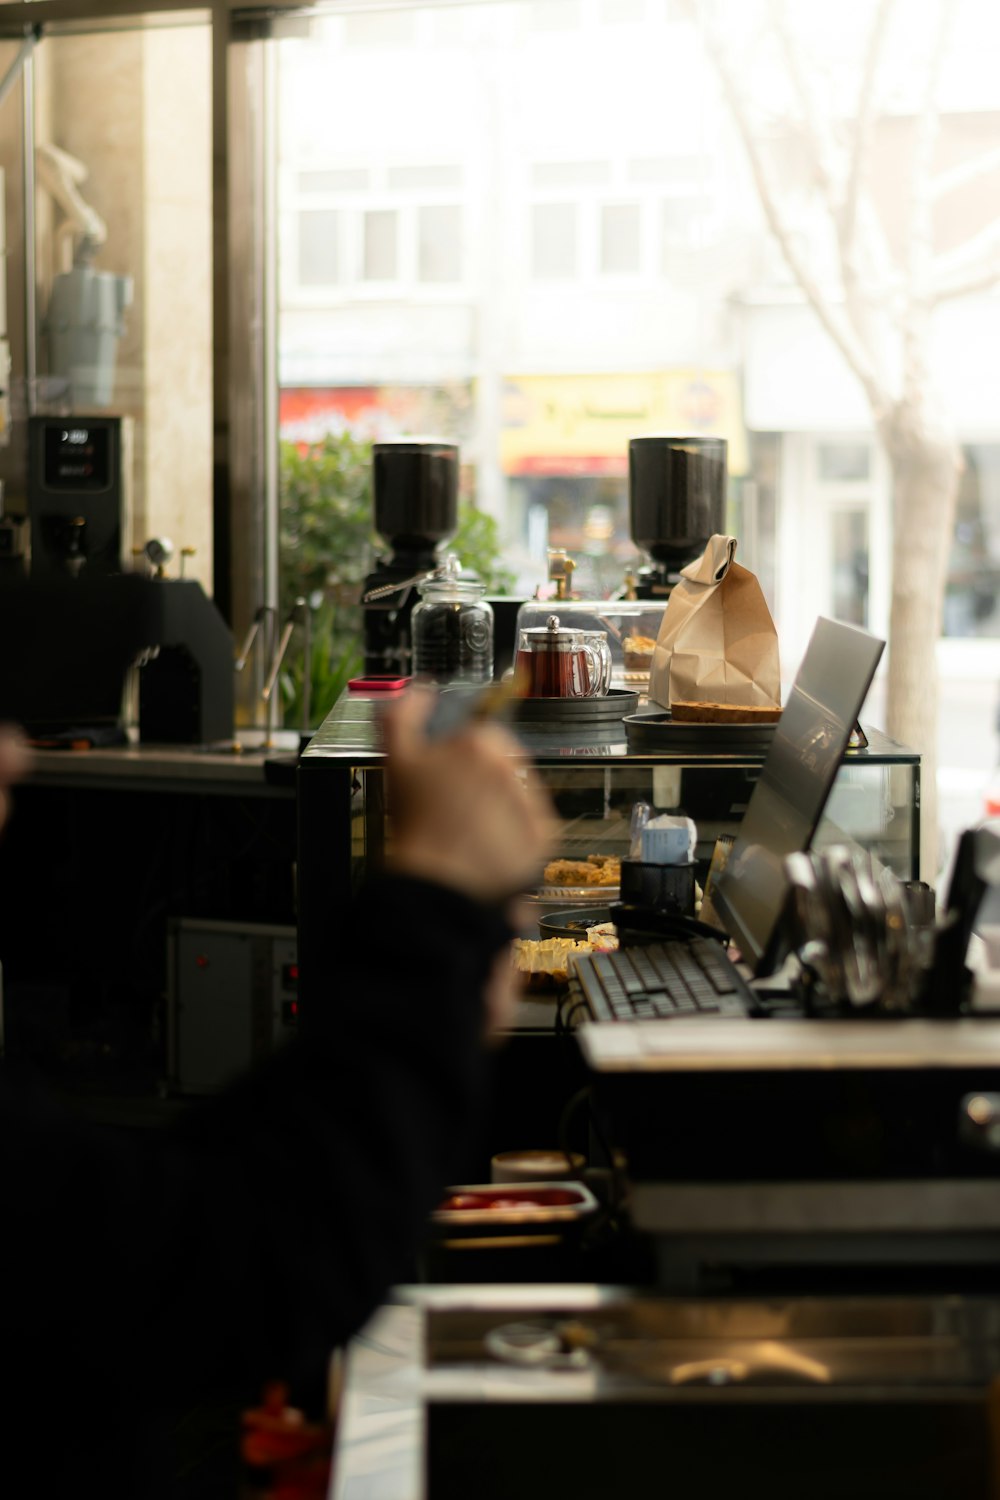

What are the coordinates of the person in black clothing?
(0, 688, 556, 1496)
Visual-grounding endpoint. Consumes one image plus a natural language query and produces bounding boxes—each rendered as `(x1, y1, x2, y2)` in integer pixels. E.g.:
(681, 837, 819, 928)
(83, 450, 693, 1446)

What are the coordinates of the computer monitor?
(711, 616, 885, 976)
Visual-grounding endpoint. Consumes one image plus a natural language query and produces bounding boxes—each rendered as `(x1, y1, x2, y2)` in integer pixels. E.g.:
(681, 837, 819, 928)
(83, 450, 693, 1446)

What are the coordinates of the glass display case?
(296, 689, 920, 1011)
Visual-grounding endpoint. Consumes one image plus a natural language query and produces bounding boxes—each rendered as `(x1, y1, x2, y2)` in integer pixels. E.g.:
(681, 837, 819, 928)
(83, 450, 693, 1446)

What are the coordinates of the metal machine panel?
(168, 918, 297, 1094)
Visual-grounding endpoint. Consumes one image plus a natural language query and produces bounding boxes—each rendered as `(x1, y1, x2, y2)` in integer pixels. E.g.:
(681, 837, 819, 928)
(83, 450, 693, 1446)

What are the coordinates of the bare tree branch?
(902, 1, 954, 403)
(836, 0, 896, 384)
(930, 144, 1000, 200)
(679, 0, 973, 880)
(682, 0, 886, 411)
(931, 256, 1000, 304)
(841, 0, 894, 273)
(930, 217, 1000, 279)
(770, 0, 839, 218)
(771, 0, 898, 345)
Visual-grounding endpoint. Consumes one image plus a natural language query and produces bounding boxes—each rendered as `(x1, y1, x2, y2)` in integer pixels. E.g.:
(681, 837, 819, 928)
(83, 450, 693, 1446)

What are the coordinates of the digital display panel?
(42, 423, 112, 492)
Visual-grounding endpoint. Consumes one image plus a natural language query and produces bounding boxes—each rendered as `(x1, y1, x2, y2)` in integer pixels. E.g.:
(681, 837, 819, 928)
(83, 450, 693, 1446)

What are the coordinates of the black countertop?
(300, 686, 918, 769)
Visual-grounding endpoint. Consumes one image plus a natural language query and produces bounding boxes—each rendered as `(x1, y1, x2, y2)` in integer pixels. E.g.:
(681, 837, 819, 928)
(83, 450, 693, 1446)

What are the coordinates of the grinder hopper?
(629, 435, 727, 598)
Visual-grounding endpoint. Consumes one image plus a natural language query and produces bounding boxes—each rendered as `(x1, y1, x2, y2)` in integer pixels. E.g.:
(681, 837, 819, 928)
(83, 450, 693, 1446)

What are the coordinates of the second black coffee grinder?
(361, 438, 459, 676)
(629, 435, 727, 599)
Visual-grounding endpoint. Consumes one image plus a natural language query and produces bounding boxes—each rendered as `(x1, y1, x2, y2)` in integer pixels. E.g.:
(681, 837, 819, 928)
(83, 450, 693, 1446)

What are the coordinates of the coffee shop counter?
(21, 727, 302, 797)
(0, 728, 303, 1100)
(296, 686, 920, 1015)
(331, 1283, 1000, 1499)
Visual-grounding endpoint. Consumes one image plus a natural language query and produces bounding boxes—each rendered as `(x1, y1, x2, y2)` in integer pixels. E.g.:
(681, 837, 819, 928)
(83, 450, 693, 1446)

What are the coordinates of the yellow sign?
(501, 370, 747, 477)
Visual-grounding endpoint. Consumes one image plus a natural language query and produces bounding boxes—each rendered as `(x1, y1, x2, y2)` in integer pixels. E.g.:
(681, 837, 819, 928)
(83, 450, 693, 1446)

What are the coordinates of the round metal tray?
(526, 886, 620, 917)
(624, 710, 777, 754)
(510, 687, 639, 726)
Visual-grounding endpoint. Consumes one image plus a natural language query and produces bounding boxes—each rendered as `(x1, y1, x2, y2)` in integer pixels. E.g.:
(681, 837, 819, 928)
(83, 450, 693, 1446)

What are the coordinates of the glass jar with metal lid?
(411, 554, 494, 685)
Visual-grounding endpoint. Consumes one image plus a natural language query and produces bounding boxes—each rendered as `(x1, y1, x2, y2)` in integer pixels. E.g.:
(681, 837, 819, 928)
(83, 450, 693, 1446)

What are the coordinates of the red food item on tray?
(437, 1187, 581, 1212)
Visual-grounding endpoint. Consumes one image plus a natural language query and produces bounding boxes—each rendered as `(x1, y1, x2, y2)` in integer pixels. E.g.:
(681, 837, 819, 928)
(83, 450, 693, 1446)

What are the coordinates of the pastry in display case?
(541, 855, 621, 889)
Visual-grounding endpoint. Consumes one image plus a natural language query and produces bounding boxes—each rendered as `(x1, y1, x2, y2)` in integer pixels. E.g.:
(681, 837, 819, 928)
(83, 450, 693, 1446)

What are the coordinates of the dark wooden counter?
(0, 731, 300, 1098)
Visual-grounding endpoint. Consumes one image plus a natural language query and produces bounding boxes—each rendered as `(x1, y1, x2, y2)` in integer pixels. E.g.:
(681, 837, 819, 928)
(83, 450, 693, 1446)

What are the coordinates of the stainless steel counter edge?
(579, 1016, 1000, 1071)
(25, 740, 300, 792)
(331, 1287, 625, 1500)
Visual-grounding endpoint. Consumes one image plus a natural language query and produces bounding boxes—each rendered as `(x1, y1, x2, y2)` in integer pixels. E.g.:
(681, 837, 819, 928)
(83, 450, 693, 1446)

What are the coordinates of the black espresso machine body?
(362, 438, 459, 676)
(27, 415, 133, 579)
(0, 574, 235, 745)
(17, 416, 234, 743)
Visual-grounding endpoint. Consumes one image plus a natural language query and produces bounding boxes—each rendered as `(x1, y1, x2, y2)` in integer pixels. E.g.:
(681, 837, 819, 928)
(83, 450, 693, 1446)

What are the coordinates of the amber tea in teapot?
(515, 617, 611, 699)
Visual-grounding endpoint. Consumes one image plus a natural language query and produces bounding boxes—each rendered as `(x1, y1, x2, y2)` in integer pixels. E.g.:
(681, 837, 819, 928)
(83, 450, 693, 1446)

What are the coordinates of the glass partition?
(0, 16, 213, 591)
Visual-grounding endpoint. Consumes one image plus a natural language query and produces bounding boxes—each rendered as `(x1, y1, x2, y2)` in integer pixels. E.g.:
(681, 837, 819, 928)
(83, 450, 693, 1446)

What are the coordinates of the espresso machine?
(26, 414, 133, 578)
(14, 414, 235, 743)
(361, 438, 459, 676)
(628, 434, 727, 598)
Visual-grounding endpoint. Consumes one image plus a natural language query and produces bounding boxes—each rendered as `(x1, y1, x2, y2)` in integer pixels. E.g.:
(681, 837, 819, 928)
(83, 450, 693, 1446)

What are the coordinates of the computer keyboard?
(569, 937, 758, 1023)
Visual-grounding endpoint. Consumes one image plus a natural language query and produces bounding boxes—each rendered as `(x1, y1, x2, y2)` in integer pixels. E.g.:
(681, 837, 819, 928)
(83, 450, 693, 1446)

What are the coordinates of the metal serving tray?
(431, 1182, 598, 1238)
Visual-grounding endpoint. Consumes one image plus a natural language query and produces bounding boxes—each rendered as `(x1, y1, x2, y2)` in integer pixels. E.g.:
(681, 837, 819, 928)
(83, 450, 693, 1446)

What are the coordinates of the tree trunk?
(876, 401, 963, 882)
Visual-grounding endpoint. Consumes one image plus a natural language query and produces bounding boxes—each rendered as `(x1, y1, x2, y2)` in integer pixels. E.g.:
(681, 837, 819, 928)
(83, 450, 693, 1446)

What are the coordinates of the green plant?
(277, 429, 511, 728)
(279, 600, 363, 732)
(279, 430, 376, 617)
(450, 505, 516, 594)
(278, 431, 374, 729)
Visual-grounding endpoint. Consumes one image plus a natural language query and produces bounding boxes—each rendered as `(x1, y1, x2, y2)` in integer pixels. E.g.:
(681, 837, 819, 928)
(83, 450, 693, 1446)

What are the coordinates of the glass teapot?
(515, 615, 612, 698)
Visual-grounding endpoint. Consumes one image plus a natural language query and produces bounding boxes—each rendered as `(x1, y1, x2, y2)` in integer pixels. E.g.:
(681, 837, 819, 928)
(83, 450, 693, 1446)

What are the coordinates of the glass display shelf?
(296, 688, 920, 1014)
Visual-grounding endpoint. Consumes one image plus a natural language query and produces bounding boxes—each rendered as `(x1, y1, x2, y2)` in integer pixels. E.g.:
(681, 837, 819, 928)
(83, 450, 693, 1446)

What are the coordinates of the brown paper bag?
(648, 534, 780, 710)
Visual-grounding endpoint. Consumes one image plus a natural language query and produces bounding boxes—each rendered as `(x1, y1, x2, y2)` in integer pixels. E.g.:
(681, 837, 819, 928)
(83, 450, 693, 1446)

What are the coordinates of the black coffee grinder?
(628, 435, 727, 598)
(361, 438, 459, 676)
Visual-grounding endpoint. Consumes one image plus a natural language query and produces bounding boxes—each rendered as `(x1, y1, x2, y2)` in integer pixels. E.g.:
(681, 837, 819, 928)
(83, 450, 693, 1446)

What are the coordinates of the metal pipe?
(0, 27, 36, 113)
(235, 602, 274, 672)
(261, 617, 294, 703)
(262, 37, 279, 627)
(21, 29, 37, 416)
(301, 599, 311, 735)
(261, 595, 307, 702)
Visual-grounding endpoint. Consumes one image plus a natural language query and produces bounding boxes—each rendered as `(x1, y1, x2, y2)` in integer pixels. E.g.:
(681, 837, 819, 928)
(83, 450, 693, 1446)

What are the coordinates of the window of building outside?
(600, 203, 641, 274)
(299, 210, 339, 285)
(531, 202, 578, 278)
(362, 209, 399, 281)
(419, 205, 462, 282)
